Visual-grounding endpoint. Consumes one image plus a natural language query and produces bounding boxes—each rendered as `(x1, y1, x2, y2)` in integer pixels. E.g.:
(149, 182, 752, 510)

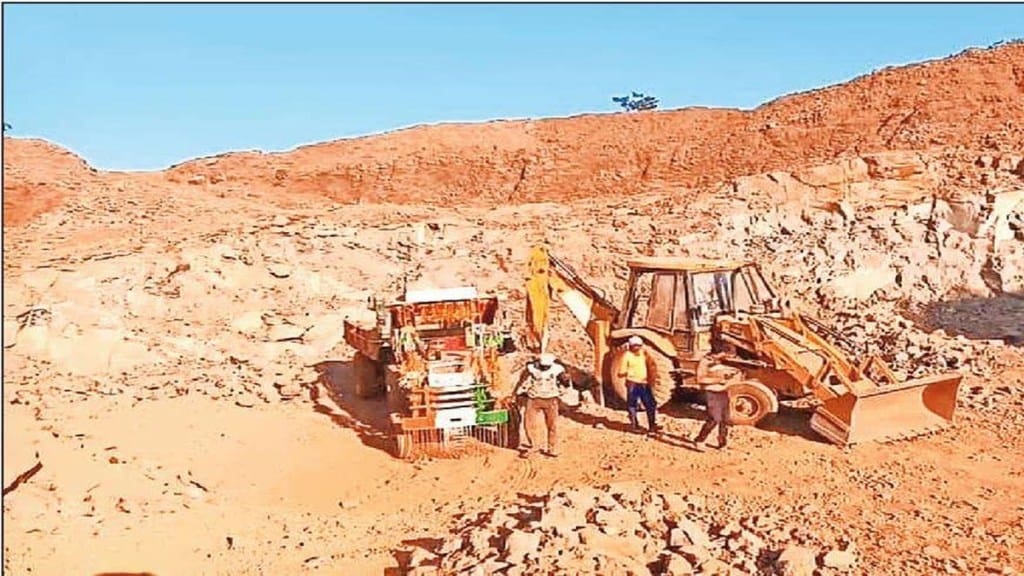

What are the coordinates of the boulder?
(502, 530, 541, 564)
(697, 558, 733, 575)
(822, 549, 857, 570)
(677, 544, 712, 568)
(663, 552, 695, 576)
(267, 263, 292, 278)
(588, 531, 646, 565)
(793, 164, 843, 188)
(539, 502, 588, 536)
(464, 528, 491, 555)
(826, 265, 897, 300)
(276, 383, 305, 400)
(862, 151, 926, 180)
(408, 547, 437, 567)
(594, 507, 642, 536)
(668, 519, 710, 549)
(775, 545, 818, 576)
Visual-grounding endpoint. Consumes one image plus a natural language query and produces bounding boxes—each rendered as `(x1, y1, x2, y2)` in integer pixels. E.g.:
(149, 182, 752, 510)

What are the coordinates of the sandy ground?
(4, 371, 1024, 575)
(4, 42, 1024, 576)
(4, 188, 1023, 575)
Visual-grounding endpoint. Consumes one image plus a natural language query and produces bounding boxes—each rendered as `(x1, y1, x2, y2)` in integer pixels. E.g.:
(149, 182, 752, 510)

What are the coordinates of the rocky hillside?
(4, 43, 1024, 226)
(163, 43, 1024, 203)
(2, 138, 99, 226)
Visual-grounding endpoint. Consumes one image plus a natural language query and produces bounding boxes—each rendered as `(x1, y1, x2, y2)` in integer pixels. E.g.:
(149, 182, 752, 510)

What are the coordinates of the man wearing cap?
(691, 384, 730, 450)
(516, 353, 570, 457)
(618, 336, 659, 435)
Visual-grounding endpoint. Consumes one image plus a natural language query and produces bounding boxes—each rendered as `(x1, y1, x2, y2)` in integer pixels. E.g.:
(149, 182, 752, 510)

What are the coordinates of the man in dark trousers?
(618, 336, 659, 435)
(691, 384, 730, 450)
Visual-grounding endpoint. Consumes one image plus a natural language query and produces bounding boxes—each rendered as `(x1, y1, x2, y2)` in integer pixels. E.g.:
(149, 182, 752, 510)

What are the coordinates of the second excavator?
(524, 246, 962, 446)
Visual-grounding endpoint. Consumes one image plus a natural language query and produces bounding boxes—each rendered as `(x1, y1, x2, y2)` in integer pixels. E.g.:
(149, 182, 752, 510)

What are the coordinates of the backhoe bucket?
(809, 372, 963, 446)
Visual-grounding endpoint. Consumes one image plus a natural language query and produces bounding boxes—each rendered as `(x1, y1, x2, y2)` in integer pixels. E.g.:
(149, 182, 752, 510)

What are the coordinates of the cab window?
(647, 273, 675, 330)
(691, 272, 732, 326)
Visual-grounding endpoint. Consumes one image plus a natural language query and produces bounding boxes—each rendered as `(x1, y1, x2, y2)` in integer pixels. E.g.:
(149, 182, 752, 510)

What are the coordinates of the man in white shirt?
(516, 353, 570, 457)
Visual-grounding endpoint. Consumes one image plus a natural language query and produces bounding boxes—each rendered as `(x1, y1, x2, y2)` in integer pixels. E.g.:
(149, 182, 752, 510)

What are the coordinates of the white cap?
(539, 353, 556, 366)
(627, 336, 643, 347)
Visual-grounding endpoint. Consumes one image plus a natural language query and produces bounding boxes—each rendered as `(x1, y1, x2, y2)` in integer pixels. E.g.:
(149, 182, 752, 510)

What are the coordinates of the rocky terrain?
(3, 43, 1024, 576)
(398, 483, 871, 576)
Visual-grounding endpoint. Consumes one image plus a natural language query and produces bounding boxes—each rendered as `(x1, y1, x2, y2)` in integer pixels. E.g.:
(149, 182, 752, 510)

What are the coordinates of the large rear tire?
(353, 352, 383, 398)
(725, 380, 776, 426)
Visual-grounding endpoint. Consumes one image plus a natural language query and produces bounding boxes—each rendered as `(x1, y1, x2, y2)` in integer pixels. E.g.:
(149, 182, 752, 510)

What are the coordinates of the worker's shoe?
(691, 441, 707, 453)
(542, 448, 559, 458)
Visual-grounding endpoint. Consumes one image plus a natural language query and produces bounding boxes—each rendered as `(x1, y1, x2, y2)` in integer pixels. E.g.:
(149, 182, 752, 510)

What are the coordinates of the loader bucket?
(808, 372, 963, 446)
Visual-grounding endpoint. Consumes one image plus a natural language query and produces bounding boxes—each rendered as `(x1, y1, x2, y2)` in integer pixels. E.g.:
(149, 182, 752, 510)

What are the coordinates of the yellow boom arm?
(525, 246, 620, 387)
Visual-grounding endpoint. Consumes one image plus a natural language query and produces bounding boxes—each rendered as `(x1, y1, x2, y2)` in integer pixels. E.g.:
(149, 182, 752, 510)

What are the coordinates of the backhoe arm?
(525, 246, 623, 407)
(525, 246, 620, 353)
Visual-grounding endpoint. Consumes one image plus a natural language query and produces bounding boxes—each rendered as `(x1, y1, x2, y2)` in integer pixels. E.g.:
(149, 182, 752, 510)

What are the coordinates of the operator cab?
(618, 258, 778, 354)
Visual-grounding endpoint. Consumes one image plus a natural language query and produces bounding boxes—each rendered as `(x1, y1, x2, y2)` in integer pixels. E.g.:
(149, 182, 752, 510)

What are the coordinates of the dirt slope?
(2, 138, 100, 226)
(5, 43, 1024, 227)
(163, 43, 1024, 203)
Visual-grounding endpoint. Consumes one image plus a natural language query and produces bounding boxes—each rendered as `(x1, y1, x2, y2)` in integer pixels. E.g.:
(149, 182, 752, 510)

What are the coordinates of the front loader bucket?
(809, 372, 963, 446)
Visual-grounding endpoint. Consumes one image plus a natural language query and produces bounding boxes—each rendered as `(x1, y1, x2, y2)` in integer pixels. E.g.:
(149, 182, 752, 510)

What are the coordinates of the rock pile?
(706, 187, 1024, 379)
(394, 483, 858, 576)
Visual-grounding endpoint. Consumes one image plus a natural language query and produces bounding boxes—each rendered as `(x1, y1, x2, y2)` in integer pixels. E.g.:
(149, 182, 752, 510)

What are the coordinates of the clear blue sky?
(3, 3, 1023, 171)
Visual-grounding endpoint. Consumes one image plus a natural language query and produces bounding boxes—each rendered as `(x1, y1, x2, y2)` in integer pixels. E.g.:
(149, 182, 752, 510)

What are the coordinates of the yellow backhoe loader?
(525, 246, 962, 446)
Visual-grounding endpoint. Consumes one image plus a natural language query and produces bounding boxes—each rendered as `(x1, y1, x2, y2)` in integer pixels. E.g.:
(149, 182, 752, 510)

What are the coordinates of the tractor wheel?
(393, 429, 413, 460)
(725, 380, 777, 426)
(353, 352, 383, 399)
(496, 421, 512, 449)
(607, 348, 676, 408)
(648, 351, 677, 408)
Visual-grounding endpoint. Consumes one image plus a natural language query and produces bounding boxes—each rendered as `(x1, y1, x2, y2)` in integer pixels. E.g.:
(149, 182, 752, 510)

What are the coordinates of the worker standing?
(691, 384, 730, 450)
(619, 336, 659, 435)
(515, 353, 570, 457)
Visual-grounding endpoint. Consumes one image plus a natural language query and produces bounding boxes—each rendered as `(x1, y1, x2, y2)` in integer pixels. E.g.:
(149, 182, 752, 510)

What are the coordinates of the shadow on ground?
(913, 293, 1024, 346)
(308, 359, 395, 456)
(558, 358, 831, 446)
(757, 404, 831, 444)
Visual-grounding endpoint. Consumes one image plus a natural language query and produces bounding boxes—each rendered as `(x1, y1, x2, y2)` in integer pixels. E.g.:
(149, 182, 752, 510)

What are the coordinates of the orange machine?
(525, 246, 961, 446)
(344, 286, 516, 458)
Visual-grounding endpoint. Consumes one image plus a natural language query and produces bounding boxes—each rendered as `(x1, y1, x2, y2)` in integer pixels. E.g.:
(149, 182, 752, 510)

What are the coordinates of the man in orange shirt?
(618, 336, 658, 435)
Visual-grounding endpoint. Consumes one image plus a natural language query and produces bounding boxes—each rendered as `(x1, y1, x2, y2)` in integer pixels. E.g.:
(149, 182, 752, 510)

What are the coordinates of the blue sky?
(3, 3, 1023, 171)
